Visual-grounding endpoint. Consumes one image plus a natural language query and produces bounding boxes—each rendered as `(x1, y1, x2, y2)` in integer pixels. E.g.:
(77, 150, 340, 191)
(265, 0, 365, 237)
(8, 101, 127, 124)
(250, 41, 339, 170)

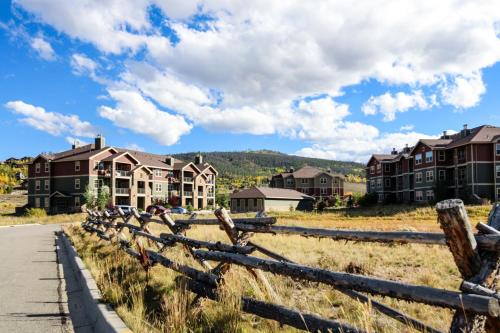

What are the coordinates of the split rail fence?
(79, 199, 500, 333)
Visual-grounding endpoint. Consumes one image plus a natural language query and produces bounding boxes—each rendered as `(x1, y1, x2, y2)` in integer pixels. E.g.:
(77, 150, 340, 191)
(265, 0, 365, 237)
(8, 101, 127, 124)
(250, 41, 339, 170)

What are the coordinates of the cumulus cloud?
(5, 100, 97, 137)
(125, 143, 145, 152)
(65, 136, 89, 146)
(70, 53, 98, 77)
(400, 124, 415, 131)
(98, 89, 192, 146)
(362, 90, 432, 122)
(441, 72, 486, 109)
(30, 36, 55, 60)
(12, 0, 500, 161)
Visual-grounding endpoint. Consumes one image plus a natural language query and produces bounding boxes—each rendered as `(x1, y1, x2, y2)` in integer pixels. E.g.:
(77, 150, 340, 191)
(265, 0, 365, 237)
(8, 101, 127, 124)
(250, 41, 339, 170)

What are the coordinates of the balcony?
(207, 192, 215, 197)
(184, 191, 193, 197)
(137, 188, 145, 194)
(97, 169, 111, 177)
(183, 177, 193, 182)
(115, 188, 130, 195)
(116, 170, 131, 177)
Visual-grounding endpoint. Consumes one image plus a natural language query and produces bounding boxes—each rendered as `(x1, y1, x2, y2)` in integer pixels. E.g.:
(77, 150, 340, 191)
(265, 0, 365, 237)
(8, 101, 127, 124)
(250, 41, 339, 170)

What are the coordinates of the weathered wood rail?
(78, 200, 500, 333)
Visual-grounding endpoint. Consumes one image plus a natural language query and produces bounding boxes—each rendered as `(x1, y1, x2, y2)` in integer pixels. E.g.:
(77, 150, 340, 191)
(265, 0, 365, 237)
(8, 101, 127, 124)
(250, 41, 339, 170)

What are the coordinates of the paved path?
(0, 224, 72, 333)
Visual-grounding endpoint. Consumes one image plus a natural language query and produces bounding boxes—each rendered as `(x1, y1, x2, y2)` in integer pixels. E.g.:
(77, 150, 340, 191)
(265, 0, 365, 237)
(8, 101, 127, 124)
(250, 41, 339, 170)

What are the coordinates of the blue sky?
(1, 1, 500, 162)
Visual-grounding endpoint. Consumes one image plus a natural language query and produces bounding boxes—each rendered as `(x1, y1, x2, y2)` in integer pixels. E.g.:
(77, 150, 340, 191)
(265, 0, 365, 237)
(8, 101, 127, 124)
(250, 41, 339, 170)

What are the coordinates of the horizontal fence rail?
(78, 200, 500, 333)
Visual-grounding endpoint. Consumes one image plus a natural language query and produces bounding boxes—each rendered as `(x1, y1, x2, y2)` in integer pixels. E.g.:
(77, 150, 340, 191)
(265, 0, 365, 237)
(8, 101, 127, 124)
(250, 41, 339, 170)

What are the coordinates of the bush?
(216, 193, 229, 208)
(316, 200, 327, 212)
(186, 204, 194, 213)
(358, 192, 378, 207)
(25, 208, 47, 217)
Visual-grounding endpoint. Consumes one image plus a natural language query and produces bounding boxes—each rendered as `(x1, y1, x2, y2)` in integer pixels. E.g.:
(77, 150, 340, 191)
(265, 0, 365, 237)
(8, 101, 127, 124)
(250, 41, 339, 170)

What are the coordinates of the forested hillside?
(173, 150, 365, 177)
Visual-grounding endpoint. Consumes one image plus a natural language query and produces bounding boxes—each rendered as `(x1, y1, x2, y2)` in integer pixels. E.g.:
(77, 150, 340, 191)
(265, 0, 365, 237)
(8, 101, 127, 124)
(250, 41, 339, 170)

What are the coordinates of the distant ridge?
(172, 151, 365, 177)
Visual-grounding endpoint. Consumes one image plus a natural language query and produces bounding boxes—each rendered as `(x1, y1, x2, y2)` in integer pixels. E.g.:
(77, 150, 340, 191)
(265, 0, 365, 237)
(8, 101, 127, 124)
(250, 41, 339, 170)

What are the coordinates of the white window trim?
(496, 165, 500, 178)
(415, 172, 423, 183)
(415, 191, 424, 201)
(75, 196, 80, 207)
(44, 197, 50, 208)
(75, 161, 80, 172)
(156, 183, 162, 192)
(384, 164, 390, 172)
(426, 170, 434, 182)
(320, 177, 327, 184)
(75, 179, 80, 190)
(425, 151, 433, 163)
(301, 179, 308, 184)
(35, 197, 40, 208)
(439, 170, 446, 181)
(426, 190, 434, 201)
(44, 163, 49, 172)
(320, 188, 328, 195)
(496, 143, 500, 156)
(35, 163, 41, 173)
(415, 154, 422, 165)
(35, 180, 40, 191)
(44, 179, 49, 190)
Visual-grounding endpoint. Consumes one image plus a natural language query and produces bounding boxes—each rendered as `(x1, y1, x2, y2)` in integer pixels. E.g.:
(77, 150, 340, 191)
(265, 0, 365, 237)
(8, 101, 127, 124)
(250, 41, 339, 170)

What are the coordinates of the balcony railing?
(116, 170, 131, 177)
(115, 188, 130, 194)
(98, 169, 112, 177)
(137, 188, 145, 194)
(184, 191, 193, 197)
(207, 192, 214, 197)
(183, 177, 193, 182)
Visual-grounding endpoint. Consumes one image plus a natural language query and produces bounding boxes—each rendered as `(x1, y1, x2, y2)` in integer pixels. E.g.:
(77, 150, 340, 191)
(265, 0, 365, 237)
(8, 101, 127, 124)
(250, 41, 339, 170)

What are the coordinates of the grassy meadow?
(63, 204, 494, 333)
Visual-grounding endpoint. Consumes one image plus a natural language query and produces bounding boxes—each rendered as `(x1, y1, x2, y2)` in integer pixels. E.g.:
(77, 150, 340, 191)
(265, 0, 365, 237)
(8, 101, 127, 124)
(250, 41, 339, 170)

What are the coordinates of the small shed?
(230, 187, 314, 213)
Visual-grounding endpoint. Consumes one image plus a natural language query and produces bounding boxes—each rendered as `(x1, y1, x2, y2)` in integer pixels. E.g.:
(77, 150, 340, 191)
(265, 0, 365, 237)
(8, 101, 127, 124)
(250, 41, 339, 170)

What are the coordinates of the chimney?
(165, 156, 174, 167)
(391, 148, 398, 155)
(289, 167, 295, 173)
(463, 124, 468, 130)
(95, 135, 105, 150)
(71, 139, 80, 149)
(327, 167, 331, 173)
(461, 124, 470, 137)
(195, 153, 203, 165)
(441, 130, 448, 139)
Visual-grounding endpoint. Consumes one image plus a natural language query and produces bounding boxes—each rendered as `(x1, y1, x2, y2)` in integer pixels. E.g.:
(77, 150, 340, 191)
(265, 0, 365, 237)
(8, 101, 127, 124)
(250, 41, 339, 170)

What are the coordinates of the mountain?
(173, 150, 365, 178)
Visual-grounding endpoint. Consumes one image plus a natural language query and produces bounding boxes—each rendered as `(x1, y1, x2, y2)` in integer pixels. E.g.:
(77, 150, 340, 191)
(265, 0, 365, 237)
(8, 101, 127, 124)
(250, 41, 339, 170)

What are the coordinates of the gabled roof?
(174, 161, 201, 173)
(53, 147, 117, 162)
(230, 187, 314, 200)
(101, 151, 140, 164)
(274, 166, 344, 179)
(131, 165, 152, 174)
(195, 163, 219, 175)
(446, 125, 500, 148)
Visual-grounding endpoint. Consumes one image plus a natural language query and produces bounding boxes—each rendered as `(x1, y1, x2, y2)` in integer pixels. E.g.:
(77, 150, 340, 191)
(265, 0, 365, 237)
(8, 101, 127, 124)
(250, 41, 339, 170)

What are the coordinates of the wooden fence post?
(436, 199, 481, 279)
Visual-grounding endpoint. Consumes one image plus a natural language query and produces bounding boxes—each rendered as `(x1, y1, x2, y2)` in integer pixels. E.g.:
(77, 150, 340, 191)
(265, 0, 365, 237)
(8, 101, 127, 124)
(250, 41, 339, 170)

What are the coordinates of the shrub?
(24, 207, 47, 217)
(186, 204, 194, 212)
(216, 193, 229, 208)
(316, 200, 327, 212)
(358, 192, 378, 207)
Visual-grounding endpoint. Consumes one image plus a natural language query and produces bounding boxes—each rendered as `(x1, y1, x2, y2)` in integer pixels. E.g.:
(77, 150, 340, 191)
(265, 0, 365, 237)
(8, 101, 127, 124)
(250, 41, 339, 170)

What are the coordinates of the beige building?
(230, 187, 314, 213)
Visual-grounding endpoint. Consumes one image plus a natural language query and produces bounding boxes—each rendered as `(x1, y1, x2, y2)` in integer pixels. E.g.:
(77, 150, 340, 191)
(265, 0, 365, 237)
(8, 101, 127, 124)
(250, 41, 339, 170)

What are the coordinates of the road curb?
(57, 232, 132, 333)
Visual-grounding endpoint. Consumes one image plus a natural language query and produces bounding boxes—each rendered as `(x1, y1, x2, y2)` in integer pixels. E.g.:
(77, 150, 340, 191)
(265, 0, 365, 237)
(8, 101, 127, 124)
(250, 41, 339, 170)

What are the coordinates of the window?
(458, 168, 466, 181)
(320, 177, 327, 184)
(370, 166, 375, 174)
(497, 187, 500, 200)
(426, 170, 434, 182)
(301, 179, 308, 184)
(94, 161, 99, 169)
(385, 178, 391, 187)
(155, 169, 162, 177)
(94, 179, 101, 188)
(35, 163, 40, 173)
(425, 151, 433, 163)
(496, 144, 500, 156)
(426, 190, 435, 201)
(377, 179, 382, 189)
(496, 165, 500, 178)
(155, 183, 162, 192)
(458, 149, 465, 161)
(35, 180, 40, 191)
(75, 179, 80, 190)
(75, 161, 80, 172)
(44, 163, 49, 172)
(44, 197, 49, 208)
(384, 164, 391, 172)
(415, 172, 423, 183)
(438, 151, 445, 162)
(253, 198, 258, 207)
(370, 180, 375, 191)
(415, 191, 424, 201)
(415, 154, 422, 165)
(35, 197, 40, 207)
(286, 178, 294, 185)
(439, 170, 446, 181)
(44, 179, 49, 190)
(376, 163, 381, 171)
(320, 188, 328, 195)
(75, 196, 80, 207)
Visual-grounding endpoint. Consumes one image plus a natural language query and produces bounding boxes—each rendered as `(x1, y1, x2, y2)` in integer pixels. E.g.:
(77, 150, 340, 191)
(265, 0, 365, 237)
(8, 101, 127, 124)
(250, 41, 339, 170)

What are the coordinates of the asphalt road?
(0, 224, 72, 333)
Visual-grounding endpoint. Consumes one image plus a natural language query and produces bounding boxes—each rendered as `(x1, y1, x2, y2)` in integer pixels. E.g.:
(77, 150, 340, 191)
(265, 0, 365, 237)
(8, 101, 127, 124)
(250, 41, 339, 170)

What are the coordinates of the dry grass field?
(64, 204, 494, 333)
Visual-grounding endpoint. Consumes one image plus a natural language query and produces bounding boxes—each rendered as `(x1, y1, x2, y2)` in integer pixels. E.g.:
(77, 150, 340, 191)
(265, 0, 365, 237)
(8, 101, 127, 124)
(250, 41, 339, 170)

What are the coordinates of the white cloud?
(362, 90, 431, 122)
(98, 89, 192, 146)
(13, 0, 500, 160)
(70, 53, 98, 76)
(5, 100, 97, 137)
(400, 124, 415, 131)
(125, 143, 145, 151)
(30, 36, 55, 60)
(65, 136, 89, 147)
(441, 72, 486, 109)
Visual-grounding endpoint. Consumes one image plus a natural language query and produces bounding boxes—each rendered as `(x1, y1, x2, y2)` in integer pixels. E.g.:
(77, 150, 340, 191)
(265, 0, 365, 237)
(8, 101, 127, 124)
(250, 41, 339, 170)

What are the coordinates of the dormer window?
(75, 161, 80, 172)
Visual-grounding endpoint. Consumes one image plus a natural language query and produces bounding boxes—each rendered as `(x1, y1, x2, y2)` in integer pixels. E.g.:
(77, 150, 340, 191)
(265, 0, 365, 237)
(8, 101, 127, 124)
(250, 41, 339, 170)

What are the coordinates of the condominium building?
(366, 125, 500, 203)
(27, 136, 217, 213)
(269, 166, 345, 199)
